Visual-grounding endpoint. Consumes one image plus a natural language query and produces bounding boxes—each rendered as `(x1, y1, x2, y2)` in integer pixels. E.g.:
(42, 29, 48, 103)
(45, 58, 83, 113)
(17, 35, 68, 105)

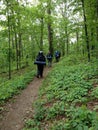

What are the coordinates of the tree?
(47, 0, 54, 54)
(81, 0, 90, 61)
(6, 0, 12, 79)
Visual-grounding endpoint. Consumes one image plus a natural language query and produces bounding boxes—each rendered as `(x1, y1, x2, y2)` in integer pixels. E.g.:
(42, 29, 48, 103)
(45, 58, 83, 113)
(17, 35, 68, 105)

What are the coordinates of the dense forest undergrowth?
(22, 55, 98, 130)
(0, 54, 98, 130)
(0, 65, 36, 105)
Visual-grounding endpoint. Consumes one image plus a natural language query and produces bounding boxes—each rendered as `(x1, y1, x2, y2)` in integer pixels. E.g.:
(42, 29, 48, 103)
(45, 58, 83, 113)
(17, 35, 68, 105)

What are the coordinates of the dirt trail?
(0, 67, 50, 130)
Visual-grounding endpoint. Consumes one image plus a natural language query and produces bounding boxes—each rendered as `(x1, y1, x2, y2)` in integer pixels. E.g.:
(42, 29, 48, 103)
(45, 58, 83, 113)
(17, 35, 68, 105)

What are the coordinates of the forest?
(0, 0, 98, 130)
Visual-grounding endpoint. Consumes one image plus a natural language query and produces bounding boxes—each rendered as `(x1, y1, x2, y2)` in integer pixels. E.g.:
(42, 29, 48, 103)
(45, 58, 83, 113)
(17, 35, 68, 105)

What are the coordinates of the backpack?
(37, 55, 45, 62)
(47, 54, 52, 59)
(55, 51, 59, 58)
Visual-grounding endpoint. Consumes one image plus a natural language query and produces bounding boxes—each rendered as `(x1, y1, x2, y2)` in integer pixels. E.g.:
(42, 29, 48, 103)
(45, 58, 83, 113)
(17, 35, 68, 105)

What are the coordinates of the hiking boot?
(36, 75, 39, 78)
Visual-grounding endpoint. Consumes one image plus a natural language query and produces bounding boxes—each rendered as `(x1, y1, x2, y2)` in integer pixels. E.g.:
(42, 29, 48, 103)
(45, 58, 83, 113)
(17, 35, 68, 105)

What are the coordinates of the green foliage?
(64, 106, 98, 130)
(0, 70, 35, 104)
(24, 55, 98, 129)
(91, 87, 98, 98)
(25, 119, 38, 128)
(34, 103, 46, 121)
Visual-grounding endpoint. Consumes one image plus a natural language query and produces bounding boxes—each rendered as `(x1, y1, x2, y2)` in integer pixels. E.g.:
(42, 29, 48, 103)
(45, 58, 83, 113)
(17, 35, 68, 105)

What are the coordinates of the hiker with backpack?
(54, 50, 61, 62)
(34, 51, 46, 78)
(46, 51, 53, 67)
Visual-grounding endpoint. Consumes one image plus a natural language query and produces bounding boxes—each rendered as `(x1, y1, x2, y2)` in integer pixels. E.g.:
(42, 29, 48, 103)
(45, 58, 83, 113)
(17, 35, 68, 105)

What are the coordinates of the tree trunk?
(18, 33, 22, 68)
(8, 13, 11, 79)
(40, 17, 44, 51)
(81, 0, 90, 61)
(76, 30, 79, 52)
(90, 28, 95, 56)
(6, 0, 11, 79)
(96, 0, 98, 41)
(65, 27, 69, 55)
(47, 0, 53, 55)
(15, 31, 19, 70)
(47, 23, 53, 54)
(96, 0, 98, 59)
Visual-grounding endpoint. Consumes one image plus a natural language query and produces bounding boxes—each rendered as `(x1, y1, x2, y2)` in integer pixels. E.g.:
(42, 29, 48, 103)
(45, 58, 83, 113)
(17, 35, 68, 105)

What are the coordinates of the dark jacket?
(46, 53, 53, 61)
(35, 52, 46, 65)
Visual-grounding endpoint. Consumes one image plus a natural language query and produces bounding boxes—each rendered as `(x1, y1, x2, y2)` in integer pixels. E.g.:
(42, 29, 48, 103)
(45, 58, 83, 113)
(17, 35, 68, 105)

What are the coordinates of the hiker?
(46, 51, 53, 67)
(34, 51, 46, 78)
(54, 50, 61, 62)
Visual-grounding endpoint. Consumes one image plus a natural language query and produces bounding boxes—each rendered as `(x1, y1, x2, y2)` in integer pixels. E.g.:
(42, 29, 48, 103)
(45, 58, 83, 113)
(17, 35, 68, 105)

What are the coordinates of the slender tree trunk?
(96, 0, 98, 41)
(11, 26, 15, 65)
(76, 30, 79, 52)
(40, 17, 44, 51)
(47, 23, 53, 54)
(12, 29, 14, 49)
(65, 27, 69, 55)
(15, 31, 19, 70)
(90, 29, 95, 56)
(63, 2, 69, 56)
(96, 0, 98, 59)
(18, 33, 22, 68)
(81, 0, 90, 61)
(47, 0, 53, 55)
(8, 13, 11, 79)
(6, 0, 11, 79)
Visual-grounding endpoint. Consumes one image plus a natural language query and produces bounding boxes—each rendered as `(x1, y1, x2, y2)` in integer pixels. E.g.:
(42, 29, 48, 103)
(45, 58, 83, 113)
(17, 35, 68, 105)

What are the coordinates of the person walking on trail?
(54, 50, 61, 62)
(46, 51, 53, 67)
(34, 51, 46, 78)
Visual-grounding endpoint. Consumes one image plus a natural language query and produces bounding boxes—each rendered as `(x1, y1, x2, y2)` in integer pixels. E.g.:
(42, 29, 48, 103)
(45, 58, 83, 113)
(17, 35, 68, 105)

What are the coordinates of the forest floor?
(0, 67, 51, 130)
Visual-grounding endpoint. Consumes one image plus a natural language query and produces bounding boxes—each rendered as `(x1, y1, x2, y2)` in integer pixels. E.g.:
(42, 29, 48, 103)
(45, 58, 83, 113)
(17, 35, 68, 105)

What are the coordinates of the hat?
(39, 51, 43, 54)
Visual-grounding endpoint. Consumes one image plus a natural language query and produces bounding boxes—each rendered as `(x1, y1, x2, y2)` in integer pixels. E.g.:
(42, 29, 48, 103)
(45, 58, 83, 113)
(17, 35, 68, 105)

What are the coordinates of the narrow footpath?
(0, 67, 50, 130)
